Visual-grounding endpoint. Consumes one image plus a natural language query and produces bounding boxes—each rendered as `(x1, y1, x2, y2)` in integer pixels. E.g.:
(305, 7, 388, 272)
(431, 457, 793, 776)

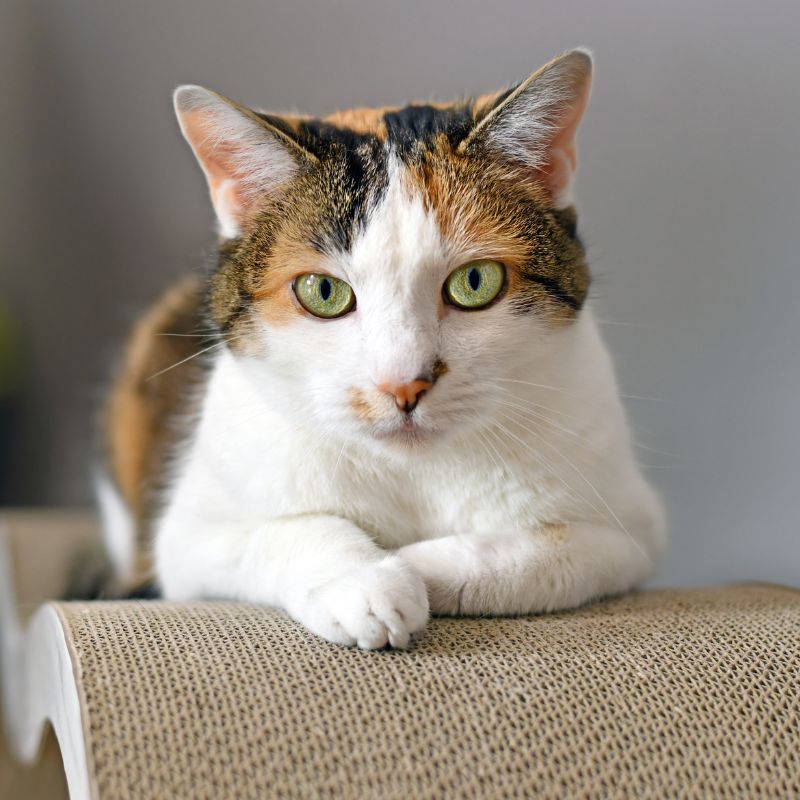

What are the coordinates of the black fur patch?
(256, 114, 392, 254)
(552, 207, 582, 243)
(383, 104, 474, 154)
(265, 115, 374, 160)
(518, 273, 582, 310)
(308, 138, 390, 253)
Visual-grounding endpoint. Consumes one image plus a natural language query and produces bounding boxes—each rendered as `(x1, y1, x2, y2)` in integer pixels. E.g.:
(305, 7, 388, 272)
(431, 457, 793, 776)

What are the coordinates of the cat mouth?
(370, 415, 432, 445)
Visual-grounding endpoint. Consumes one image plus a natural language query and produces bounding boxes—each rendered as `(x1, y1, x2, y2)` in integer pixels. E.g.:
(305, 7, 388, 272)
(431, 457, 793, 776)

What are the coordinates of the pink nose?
(377, 378, 434, 414)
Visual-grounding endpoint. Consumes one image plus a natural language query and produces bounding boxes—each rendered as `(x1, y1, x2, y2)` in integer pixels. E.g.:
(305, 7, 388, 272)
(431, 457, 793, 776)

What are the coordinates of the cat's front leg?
(396, 523, 658, 615)
(156, 513, 429, 648)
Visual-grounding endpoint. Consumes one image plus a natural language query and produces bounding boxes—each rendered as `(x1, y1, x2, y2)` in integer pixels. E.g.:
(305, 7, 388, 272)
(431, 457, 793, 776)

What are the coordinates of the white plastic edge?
(0, 525, 93, 800)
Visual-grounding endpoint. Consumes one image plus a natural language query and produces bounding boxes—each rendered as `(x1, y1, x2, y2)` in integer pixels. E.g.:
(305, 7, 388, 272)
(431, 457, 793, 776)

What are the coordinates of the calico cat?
(98, 49, 665, 648)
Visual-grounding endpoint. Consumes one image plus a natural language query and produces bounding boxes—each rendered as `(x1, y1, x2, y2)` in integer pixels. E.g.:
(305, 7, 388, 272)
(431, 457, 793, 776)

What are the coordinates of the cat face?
(176, 50, 592, 452)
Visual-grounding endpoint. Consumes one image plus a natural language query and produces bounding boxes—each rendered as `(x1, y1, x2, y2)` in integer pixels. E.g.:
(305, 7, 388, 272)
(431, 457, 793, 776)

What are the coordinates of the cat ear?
(461, 49, 592, 209)
(174, 85, 315, 238)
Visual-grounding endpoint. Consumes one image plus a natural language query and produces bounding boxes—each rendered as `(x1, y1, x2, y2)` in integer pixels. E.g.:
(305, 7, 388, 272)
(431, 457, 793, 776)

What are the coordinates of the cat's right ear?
(173, 86, 315, 239)
(460, 50, 592, 209)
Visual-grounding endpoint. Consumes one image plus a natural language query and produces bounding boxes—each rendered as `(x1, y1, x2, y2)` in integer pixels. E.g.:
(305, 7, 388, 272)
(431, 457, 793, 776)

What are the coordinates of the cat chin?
(359, 409, 493, 457)
(364, 418, 441, 452)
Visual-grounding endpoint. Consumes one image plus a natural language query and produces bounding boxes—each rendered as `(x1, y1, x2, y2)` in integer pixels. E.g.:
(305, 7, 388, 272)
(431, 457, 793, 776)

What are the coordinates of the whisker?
(493, 398, 590, 446)
(595, 318, 657, 329)
(491, 417, 587, 509)
(491, 417, 612, 532)
(331, 437, 349, 483)
(476, 429, 503, 475)
(145, 341, 226, 381)
(495, 412, 650, 563)
(632, 440, 690, 461)
(494, 386, 584, 422)
(493, 377, 570, 392)
(483, 426, 515, 478)
(155, 332, 224, 339)
(493, 413, 614, 528)
(492, 400, 610, 462)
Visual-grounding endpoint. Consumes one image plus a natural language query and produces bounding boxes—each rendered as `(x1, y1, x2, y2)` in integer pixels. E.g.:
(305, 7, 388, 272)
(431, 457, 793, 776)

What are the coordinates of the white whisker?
(494, 385, 584, 422)
(145, 341, 227, 381)
(476, 429, 503, 475)
(493, 398, 589, 446)
(155, 332, 224, 339)
(491, 417, 588, 510)
(493, 377, 572, 394)
(331, 437, 349, 483)
(494, 411, 650, 563)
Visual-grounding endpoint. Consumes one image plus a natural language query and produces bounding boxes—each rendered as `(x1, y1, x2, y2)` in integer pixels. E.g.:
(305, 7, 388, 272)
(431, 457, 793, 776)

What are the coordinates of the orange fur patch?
(104, 276, 206, 583)
(323, 107, 392, 138)
(348, 387, 380, 423)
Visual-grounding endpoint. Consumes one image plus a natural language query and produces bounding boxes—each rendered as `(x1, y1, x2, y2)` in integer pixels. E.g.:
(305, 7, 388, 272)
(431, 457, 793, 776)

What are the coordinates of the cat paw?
(298, 555, 429, 649)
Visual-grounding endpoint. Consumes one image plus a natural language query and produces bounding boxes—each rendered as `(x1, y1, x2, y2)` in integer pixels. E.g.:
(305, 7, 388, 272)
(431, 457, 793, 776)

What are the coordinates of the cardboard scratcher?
(0, 511, 99, 799)
(1, 510, 799, 799)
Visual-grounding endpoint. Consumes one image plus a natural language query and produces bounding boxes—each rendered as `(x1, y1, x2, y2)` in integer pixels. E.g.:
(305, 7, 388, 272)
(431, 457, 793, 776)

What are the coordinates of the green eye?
(293, 273, 355, 318)
(444, 259, 506, 309)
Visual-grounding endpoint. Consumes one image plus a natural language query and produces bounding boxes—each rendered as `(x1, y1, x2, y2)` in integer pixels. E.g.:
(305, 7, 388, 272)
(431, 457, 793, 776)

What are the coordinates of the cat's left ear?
(174, 85, 315, 239)
(461, 49, 592, 209)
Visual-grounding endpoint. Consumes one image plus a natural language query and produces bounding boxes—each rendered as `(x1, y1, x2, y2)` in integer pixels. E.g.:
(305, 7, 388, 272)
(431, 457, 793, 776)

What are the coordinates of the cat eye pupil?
(294, 273, 355, 319)
(444, 259, 505, 310)
(320, 278, 332, 301)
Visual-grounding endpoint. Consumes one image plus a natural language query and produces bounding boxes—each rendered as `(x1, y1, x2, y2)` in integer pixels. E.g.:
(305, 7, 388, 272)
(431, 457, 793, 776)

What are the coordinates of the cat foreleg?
(396, 523, 656, 615)
(157, 513, 429, 648)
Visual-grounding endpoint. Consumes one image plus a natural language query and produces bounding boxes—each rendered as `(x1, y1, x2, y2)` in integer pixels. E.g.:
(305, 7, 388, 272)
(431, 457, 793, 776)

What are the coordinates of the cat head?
(175, 50, 592, 453)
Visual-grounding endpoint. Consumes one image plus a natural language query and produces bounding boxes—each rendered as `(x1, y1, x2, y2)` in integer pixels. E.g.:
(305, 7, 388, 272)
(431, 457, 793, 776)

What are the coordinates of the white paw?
(298, 555, 429, 649)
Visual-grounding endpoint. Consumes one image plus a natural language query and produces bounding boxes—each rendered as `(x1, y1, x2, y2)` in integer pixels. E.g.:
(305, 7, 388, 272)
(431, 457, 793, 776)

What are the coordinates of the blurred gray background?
(1, 0, 798, 586)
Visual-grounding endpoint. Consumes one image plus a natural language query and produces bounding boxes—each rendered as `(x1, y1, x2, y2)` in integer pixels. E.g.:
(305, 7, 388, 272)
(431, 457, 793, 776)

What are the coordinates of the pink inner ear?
(181, 109, 249, 226)
(203, 147, 248, 227)
(536, 77, 592, 207)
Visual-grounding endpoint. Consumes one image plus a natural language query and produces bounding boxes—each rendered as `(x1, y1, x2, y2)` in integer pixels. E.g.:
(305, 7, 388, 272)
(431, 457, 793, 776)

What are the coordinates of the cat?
(97, 49, 665, 649)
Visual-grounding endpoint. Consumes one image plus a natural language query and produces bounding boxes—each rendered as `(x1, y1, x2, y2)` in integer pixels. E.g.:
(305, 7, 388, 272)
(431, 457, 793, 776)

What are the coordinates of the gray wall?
(1, 0, 798, 586)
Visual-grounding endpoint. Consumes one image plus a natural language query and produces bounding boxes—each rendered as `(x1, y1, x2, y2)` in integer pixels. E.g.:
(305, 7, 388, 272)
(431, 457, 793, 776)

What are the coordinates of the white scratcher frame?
(0, 525, 92, 800)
